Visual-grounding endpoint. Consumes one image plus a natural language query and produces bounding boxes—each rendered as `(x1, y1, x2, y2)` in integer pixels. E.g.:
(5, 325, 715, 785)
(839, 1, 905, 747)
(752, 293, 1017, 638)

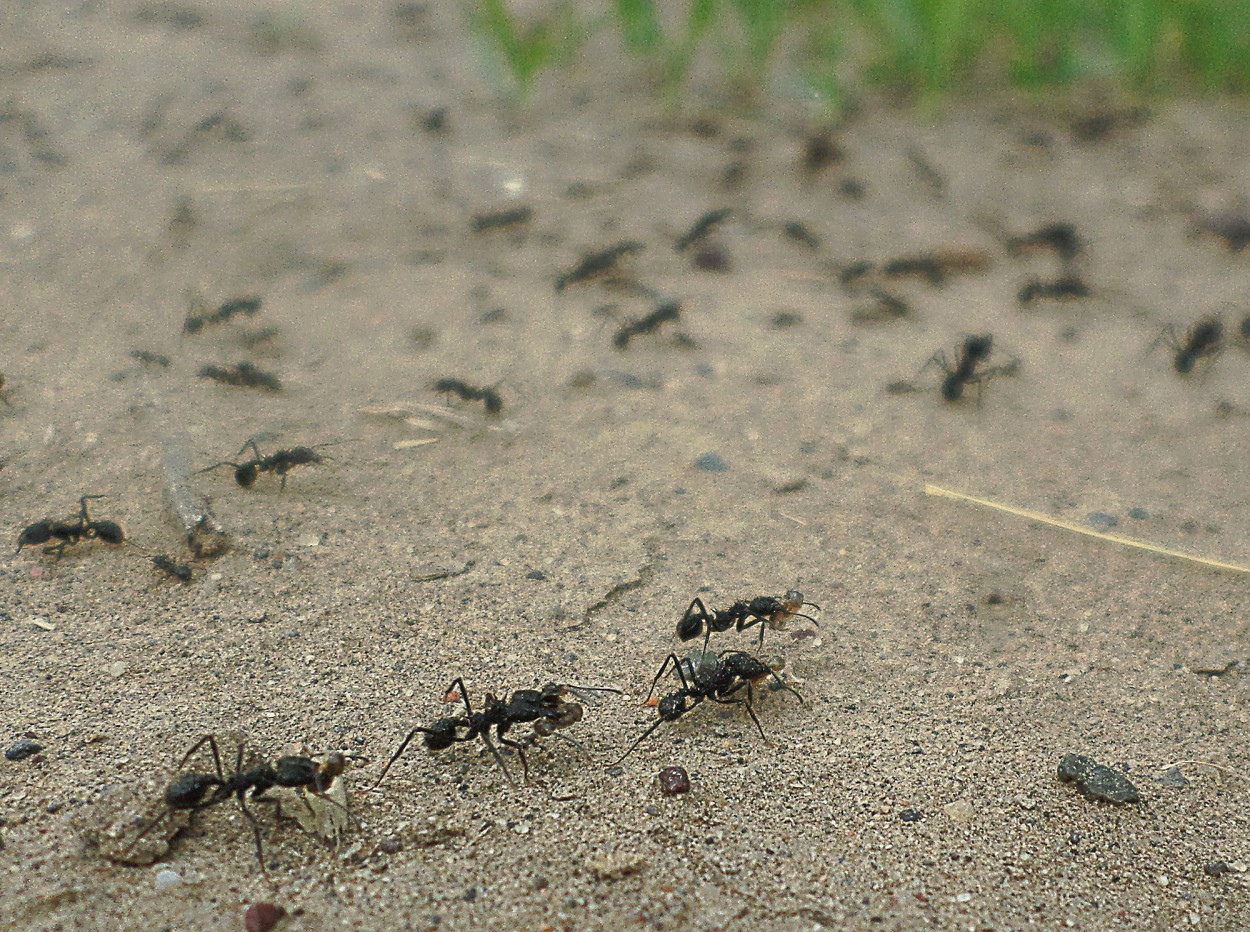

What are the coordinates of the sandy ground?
(2, 2, 1250, 930)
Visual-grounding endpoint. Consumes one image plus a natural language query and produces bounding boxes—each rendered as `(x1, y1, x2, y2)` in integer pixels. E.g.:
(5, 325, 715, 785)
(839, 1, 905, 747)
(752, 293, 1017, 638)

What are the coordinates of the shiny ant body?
(375, 679, 619, 787)
(432, 378, 503, 415)
(677, 590, 820, 653)
(201, 439, 326, 489)
(16, 496, 124, 558)
(1152, 318, 1223, 374)
(922, 334, 1017, 402)
(124, 735, 362, 868)
(614, 650, 804, 763)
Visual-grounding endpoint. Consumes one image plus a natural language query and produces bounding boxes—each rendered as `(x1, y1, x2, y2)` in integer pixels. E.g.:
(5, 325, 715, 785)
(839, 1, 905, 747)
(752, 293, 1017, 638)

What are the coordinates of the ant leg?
(78, 495, 106, 523)
(1145, 324, 1179, 359)
(121, 808, 174, 857)
(610, 718, 668, 766)
(709, 684, 769, 742)
(197, 461, 241, 476)
(918, 350, 951, 379)
(176, 734, 226, 779)
(235, 793, 268, 870)
(646, 653, 687, 701)
(445, 677, 474, 716)
(371, 727, 424, 790)
(239, 439, 266, 461)
(497, 730, 531, 785)
(478, 732, 514, 785)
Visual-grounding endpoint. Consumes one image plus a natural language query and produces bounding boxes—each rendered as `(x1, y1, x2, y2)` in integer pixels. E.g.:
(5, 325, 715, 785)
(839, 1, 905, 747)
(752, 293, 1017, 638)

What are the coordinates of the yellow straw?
(924, 483, 1250, 574)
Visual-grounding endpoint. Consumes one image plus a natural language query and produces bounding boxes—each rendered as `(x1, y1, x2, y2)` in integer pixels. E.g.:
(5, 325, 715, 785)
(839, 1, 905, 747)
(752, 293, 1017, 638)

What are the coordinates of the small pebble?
(378, 836, 403, 855)
(1057, 753, 1140, 804)
(658, 766, 691, 795)
(1205, 860, 1230, 878)
(525, 570, 547, 581)
(943, 799, 975, 823)
(898, 807, 922, 822)
(244, 903, 287, 932)
(694, 452, 728, 473)
(108, 661, 128, 678)
(1086, 511, 1118, 530)
(154, 869, 181, 892)
(1128, 507, 1149, 520)
(5, 740, 43, 762)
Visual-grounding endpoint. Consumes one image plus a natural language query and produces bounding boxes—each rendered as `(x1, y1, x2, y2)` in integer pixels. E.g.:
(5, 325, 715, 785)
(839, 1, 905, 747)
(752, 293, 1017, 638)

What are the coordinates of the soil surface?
(2, 3, 1250, 930)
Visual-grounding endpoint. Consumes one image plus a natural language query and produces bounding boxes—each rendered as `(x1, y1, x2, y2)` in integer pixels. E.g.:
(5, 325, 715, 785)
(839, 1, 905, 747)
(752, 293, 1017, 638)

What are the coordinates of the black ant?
(184, 296, 262, 334)
(921, 334, 1017, 403)
(129, 349, 171, 368)
(613, 650, 804, 764)
(16, 495, 124, 558)
(613, 300, 681, 349)
(676, 590, 820, 654)
(472, 206, 533, 234)
(123, 735, 364, 868)
(201, 439, 328, 490)
(374, 679, 619, 787)
(674, 208, 731, 253)
(152, 554, 193, 583)
(1006, 223, 1082, 261)
(1151, 318, 1223, 374)
(1017, 272, 1091, 306)
(197, 361, 281, 391)
(432, 378, 503, 415)
(555, 241, 644, 292)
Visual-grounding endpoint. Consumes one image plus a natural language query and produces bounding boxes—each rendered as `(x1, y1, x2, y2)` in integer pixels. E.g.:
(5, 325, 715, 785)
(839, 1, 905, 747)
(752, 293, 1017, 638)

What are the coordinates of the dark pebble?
(898, 807, 922, 822)
(525, 570, 547, 581)
(694, 452, 728, 473)
(1205, 860, 1230, 877)
(1086, 511, 1119, 530)
(692, 242, 730, 273)
(378, 836, 402, 855)
(464, 887, 478, 902)
(1128, 507, 1149, 520)
(658, 766, 691, 795)
(6, 740, 43, 762)
(1057, 753, 1140, 805)
(244, 903, 287, 932)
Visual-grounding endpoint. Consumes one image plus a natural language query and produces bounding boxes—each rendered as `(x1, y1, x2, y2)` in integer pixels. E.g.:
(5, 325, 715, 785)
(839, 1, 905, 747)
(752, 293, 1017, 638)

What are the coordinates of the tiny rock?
(658, 766, 691, 796)
(943, 800, 975, 824)
(5, 739, 43, 762)
(108, 661, 128, 678)
(153, 869, 181, 892)
(1057, 753, 1140, 805)
(245, 903, 288, 932)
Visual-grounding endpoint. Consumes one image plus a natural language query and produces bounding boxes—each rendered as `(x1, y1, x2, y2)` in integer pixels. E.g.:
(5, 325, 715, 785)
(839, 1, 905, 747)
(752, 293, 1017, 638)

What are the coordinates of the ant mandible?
(676, 590, 820, 654)
(201, 439, 328, 490)
(16, 495, 124, 558)
(373, 679, 619, 788)
(613, 650, 804, 764)
(123, 735, 364, 868)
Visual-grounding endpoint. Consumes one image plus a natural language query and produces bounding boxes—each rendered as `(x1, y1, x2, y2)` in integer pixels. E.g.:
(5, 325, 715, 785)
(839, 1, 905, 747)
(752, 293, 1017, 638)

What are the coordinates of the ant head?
(420, 719, 459, 752)
(92, 521, 125, 545)
(235, 464, 258, 487)
(165, 771, 220, 809)
(16, 521, 52, 552)
(965, 334, 993, 358)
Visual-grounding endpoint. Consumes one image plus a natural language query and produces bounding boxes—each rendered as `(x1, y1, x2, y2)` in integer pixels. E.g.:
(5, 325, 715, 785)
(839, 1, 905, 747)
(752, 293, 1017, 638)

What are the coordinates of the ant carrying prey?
(16, 495, 124, 558)
(123, 735, 364, 868)
(201, 439, 328, 490)
(676, 590, 820, 653)
(613, 650, 804, 764)
(374, 679, 620, 787)
(1150, 317, 1223, 374)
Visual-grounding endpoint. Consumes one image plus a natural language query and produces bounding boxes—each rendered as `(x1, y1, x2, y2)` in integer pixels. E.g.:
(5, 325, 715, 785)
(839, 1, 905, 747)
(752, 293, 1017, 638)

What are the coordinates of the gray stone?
(1057, 753, 1140, 804)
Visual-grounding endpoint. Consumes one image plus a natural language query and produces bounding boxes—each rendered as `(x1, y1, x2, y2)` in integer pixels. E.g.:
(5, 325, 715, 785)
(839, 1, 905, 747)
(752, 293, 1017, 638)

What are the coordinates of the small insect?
(472, 206, 533, 234)
(921, 334, 1017, 403)
(674, 208, 731, 253)
(613, 300, 681, 350)
(123, 735, 363, 868)
(1017, 273, 1091, 306)
(129, 350, 171, 368)
(802, 130, 842, 174)
(16, 496, 124, 558)
(184, 296, 262, 334)
(196, 361, 281, 391)
(201, 439, 328, 490)
(882, 249, 990, 286)
(613, 650, 804, 764)
(1151, 318, 1223, 374)
(676, 590, 820, 654)
(152, 554, 193, 583)
(374, 679, 620, 787)
(782, 221, 821, 250)
(1006, 223, 1082, 261)
(555, 241, 644, 292)
(432, 378, 503, 415)
(852, 287, 911, 323)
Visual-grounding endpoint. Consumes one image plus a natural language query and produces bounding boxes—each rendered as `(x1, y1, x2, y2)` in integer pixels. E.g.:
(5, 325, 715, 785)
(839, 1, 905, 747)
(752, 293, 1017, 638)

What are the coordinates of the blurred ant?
(1150, 318, 1223, 374)
(124, 735, 364, 868)
(921, 334, 1017, 403)
(152, 554, 193, 583)
(674, 208, 730, 253)
(201, 439, 328, 490)
(1018, 273, 1090, 306)
(614, 301, 681, 349)
(472, 206, 533, 234)
(183, 296, 262, 334)
(555, 241, 644, 292)
(1006, 223, 1082, 261)
(197, 361, 281, 391)
(374, 679, 619, 787)
(614, 650, 804, 764)
(432, 378, 503, 415)
(16, 495, 124, 558)
(677, 590, 820, 654)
